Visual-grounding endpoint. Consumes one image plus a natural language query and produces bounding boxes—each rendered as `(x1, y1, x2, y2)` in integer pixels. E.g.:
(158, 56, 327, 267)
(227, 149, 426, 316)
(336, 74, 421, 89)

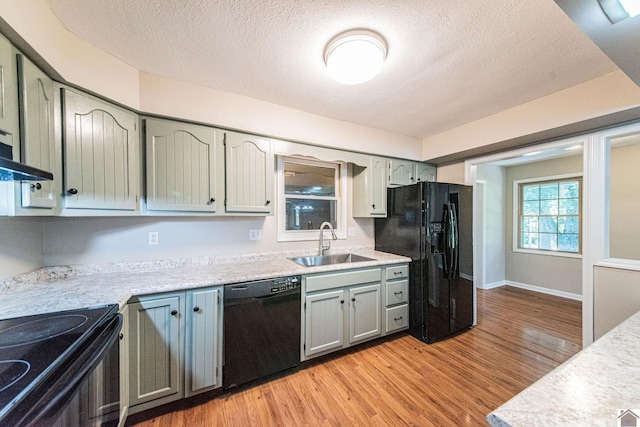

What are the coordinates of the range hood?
(0, 141, 53, 181)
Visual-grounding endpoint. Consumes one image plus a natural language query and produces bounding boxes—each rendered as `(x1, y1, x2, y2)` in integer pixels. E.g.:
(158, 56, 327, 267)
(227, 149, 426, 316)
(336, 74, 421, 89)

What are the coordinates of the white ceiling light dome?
(324, 29, 388, 85)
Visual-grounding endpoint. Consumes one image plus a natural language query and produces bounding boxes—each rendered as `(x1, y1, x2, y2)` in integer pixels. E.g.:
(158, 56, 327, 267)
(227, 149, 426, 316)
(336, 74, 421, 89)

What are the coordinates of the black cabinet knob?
(30, 183, 42, 190)
(193, 307, 200, 312)
(265, 200, 271, 205)
(171, 310, 178, 316)
(67, 188, 78, 195)
(207, 198, 215, 205)
(351, 297, 356, 302)
(340, 300, 344, 304)
(119, 333, 124, 340)
(372, 204, 376, 209)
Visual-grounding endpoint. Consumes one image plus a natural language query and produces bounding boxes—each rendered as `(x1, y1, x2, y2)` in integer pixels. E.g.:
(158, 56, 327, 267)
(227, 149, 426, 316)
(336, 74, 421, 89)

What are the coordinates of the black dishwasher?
(223, 275, 301, 390)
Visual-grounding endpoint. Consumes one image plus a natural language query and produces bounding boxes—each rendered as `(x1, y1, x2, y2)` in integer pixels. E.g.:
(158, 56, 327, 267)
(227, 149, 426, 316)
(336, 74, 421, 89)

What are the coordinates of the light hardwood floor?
(127, 286, 582, 426)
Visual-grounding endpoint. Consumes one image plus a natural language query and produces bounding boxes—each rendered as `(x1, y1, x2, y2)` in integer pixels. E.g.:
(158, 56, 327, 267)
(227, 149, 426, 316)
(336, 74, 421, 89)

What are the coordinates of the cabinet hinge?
(304, 302, 306, 310)
(217, 294, 220, 305)
(134, 122, 137, 131)
(303, 343, 306, 351)
(216, 367, 219, 377)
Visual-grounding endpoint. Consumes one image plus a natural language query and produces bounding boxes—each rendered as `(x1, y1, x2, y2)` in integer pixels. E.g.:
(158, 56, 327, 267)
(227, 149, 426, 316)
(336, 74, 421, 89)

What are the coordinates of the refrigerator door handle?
(451, 203, 459, 279)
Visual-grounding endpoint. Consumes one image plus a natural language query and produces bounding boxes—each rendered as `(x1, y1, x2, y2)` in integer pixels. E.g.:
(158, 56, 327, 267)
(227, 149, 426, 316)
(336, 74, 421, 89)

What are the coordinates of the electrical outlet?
(148, 231, 159, 245)
(348, 227, 356, 237)
(249, 229, 262, 241)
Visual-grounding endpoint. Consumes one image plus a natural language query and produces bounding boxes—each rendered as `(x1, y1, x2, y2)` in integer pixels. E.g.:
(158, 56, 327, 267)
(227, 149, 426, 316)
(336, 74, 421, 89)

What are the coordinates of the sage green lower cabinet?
(185, 287, 223, 397)
(302, 264, 409, 360)
(128, 293, 184, 413)
(383, 264, 410, 335)
(126, 287, 223, 415)
(303, 268, 382, 360)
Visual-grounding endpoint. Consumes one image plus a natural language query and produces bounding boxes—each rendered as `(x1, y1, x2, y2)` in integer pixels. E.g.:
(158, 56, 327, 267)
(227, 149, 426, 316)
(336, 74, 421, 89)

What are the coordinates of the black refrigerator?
(375, 182, 474, 343)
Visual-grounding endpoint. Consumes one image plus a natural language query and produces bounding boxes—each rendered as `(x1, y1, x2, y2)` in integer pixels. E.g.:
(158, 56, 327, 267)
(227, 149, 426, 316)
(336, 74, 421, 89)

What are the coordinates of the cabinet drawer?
(385, 305, 408, 333)
(386, 264, 408, 281)
(385, 279, 408, 306)
(305, 268, 381, 293)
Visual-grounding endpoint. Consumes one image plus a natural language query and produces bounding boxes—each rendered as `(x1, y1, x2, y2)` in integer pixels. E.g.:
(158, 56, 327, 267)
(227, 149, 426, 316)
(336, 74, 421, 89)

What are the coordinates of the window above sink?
(277, 156, 347, 242)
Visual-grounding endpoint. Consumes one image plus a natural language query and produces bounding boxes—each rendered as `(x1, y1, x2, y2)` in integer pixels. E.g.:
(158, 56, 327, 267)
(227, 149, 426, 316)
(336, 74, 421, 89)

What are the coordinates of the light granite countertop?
(0, 247, 410, 321)
(487, 309, 640, 427)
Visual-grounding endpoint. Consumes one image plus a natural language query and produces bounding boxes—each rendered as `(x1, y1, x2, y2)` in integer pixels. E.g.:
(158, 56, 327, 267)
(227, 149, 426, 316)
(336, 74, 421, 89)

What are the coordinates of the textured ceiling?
(47, 0, 618, 140)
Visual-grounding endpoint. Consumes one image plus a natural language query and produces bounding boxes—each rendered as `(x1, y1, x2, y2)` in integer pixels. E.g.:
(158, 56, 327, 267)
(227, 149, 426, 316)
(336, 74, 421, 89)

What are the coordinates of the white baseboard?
(477, 280, 582, 301)
(504, 280, 582, 301)
(478, 280, 507, 290)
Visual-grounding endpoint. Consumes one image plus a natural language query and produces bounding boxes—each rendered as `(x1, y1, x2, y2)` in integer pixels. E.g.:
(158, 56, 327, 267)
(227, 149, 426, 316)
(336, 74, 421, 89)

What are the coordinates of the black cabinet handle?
(394, 316, 403, 321)
(351, 297, 356, 302)
(193, 307, 200, 312)
(171, 310, 178, 316)
(67, 188, 78, 195)
(394, 271, 402, 276)
(394, 291, 403, 296)
(30, 183, 42, 190)
(119, 333, 124, 340)
(340, 300, 344, 304)
(265, 200, 271, 205)
(207, 198, 215, 205)
(372, 204, 376, 209)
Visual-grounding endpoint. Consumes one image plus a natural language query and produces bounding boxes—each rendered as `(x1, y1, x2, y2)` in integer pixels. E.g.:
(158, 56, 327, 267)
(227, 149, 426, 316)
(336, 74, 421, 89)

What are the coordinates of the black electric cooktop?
(0, 304, 118, 424)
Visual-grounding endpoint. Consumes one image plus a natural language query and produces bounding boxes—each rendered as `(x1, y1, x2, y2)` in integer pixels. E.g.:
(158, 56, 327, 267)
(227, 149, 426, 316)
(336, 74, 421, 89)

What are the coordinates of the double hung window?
(517, 176, 581, 254)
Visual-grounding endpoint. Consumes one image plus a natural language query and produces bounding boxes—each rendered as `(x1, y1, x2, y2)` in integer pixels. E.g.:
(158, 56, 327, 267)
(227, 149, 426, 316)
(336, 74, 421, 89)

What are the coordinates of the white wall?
(0, 218, 44, 280)
(476, 164, 505, 288)
(422, 70, 640, 161)
(42, 216, 374, 266)
(594, 266, 640, 340)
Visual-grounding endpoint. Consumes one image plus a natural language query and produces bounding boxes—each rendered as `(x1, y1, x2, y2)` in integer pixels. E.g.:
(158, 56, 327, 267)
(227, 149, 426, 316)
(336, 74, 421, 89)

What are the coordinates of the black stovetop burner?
(0, 304, 119, 424)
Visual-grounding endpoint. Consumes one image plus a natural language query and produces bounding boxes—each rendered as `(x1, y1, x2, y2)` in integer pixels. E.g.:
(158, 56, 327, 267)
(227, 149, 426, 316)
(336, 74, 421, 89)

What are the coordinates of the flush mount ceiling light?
(324, 29, 387, 85)
(598, 0, 640, 23)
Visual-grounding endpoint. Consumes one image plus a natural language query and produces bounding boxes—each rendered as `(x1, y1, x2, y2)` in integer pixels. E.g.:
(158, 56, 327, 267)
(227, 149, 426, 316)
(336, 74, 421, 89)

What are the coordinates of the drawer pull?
(394, 291, 403, 296)
(394, 316, 403, 321)
(393, 271, 402, 276)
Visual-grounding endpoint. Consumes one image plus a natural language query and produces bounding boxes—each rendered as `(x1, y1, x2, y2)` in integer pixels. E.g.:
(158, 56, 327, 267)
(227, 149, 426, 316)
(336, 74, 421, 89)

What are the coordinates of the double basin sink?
(289, 253, 374, 267)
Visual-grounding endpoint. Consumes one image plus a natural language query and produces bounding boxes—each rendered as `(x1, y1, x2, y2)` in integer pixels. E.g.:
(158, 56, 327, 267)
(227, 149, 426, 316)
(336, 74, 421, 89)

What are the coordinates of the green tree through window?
(520, 179, 581, 253)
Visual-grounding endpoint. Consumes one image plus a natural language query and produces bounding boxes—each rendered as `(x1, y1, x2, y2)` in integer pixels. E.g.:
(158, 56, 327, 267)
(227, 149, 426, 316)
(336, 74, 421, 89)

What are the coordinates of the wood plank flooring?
(127, 286, 582, 426)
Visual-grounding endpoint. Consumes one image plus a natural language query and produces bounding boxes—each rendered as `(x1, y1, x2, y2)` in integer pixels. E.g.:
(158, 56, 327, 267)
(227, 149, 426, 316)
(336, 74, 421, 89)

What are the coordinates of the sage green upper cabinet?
(17, 54, 56, 210)
(145, 118, 220, 214)
(0, 33, 18, 147)
(62, 88, 139, 212)
(224, 131, 273, 214)
(388, 159, 415, 186)
(415, 163, 436, 182)
(353, 156, 387, 217)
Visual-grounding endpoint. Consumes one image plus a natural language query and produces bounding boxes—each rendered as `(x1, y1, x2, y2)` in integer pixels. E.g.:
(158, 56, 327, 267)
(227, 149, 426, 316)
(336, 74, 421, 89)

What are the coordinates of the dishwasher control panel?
(271, 276, 300, 293)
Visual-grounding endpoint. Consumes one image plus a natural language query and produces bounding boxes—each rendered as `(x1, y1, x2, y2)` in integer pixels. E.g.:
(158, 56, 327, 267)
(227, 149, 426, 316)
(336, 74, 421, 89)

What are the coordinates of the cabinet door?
(304, 290, 344, 357)
(128, 296, 182, 407)
(146, 119, 219, 213)
(224, 132, 273, 213)
(62, 89, 138, 210)
(186, 287, 221, 397)
(370, 156, 387, 215)
(0, 33, 18, 138)
(388, 159, 415, 186)
(349, 284, 381, 344)
(415, 163, 436, 182)
(17, 54, 56, 209)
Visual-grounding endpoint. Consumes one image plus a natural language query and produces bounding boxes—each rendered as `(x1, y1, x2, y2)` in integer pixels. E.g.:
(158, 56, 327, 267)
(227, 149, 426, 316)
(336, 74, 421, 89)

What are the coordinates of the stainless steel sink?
(289, 253, 375, 267)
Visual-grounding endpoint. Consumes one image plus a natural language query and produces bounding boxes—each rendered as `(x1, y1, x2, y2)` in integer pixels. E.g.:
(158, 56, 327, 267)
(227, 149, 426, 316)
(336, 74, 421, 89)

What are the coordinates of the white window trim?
(276, 156, 347, 242)
(512, 172, 583, 259)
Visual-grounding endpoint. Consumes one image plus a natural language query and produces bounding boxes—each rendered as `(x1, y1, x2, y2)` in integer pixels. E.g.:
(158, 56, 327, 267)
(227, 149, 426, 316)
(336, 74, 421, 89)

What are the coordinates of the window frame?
(513, 173, 583, 258)
(276, 156, 347, 242)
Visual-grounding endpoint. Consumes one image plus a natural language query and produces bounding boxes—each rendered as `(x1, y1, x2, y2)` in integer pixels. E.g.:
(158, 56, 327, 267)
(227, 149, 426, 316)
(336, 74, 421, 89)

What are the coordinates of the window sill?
(512, 247, 582, 259)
